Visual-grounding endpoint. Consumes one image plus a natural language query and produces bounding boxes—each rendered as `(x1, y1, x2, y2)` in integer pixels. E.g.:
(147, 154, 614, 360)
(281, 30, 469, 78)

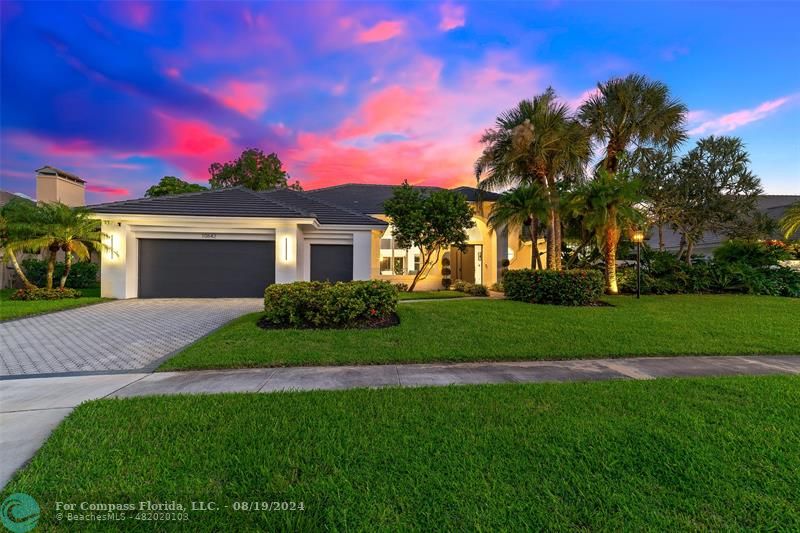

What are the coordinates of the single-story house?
(89, 184, 544, 298)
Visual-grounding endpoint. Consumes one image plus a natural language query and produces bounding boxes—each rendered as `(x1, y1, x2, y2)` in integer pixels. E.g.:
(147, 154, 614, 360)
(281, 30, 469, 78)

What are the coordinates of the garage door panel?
(310, 244, 353, 283)
(139, 239, 274, 298)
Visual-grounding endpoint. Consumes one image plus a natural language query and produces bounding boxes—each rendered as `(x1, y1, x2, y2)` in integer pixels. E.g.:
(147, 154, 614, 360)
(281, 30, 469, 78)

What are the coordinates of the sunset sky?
(1, 1, 798, 202)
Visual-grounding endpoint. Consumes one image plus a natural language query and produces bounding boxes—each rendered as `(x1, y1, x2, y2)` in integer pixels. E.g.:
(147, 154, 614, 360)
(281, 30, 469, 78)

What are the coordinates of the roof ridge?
(87, 185, 234, 210)
(292, 188, 380, 223)
(246, 187, 311, 218)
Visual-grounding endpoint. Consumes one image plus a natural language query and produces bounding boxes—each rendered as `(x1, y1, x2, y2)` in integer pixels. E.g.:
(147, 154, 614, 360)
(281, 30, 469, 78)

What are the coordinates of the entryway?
(451, 244, 483, 285)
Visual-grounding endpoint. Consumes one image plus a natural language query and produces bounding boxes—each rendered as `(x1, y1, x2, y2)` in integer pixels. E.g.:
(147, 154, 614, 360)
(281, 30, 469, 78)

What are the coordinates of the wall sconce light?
(108, 234, 115, 260)
(284, 236, 289, 262)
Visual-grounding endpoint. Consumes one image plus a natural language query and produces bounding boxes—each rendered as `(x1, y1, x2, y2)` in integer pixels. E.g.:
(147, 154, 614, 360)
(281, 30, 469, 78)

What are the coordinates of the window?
(379, 225, 422, 276)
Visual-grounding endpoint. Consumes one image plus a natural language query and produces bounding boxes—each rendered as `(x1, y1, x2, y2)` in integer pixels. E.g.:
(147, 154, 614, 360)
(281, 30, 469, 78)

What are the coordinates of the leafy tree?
(209, 149, 301, 191)
(488, 183, 550, 269)
(579, 74, 688, 174)
(667, 136, 763, 263)
(145, 176, 208, 197)
(631, 149, 678, 251)
(0, 198, 39, 288)
(567, 169, 643, 294)
(21, 203, 106, 289)
(476, 88, 590, 269)
(384, 181, 475, 292)
(779, 201, 800, 239)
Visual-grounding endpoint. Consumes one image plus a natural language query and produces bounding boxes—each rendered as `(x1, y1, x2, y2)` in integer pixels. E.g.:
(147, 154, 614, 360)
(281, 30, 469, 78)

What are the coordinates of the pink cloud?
(217, 81, 269, 118)
(565, 87, 600, 110)
(86, 184, 130, 196)
(357, 20, 405, 43)
(438, 3, 465, 31)
(688, 96, 793, 136)
(164, 67, 181, 79)
(111, 1, 153, 30)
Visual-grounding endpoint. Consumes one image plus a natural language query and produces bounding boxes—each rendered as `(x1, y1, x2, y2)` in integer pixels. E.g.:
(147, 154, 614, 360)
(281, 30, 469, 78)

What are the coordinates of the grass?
(397, 289, 467, 300)
(0, 287, 109, 321)
(161, 294, 800, 370)
(4, 376, 800, 530)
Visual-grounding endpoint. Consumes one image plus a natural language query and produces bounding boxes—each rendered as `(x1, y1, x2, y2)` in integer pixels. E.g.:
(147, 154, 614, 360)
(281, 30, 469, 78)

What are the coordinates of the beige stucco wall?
(36, 175, 85, 206)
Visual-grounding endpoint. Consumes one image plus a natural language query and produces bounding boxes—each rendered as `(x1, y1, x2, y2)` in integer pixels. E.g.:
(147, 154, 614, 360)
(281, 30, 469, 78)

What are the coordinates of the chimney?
(35, 166, 86, 206)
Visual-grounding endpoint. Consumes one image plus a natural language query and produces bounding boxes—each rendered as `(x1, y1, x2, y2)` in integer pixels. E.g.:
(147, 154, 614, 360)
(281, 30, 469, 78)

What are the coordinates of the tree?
(779, 201, 800, 240)
(0, 198, 39, 288)
(567, 168, 643, 294)
(487, 183, 550, 270)
(632, 149, 678, 251)
(579, 74, 688, 174)
(22, 203, 106, 289)
(145, 176, 207, 197)
(667, 136, 763, 263)
(209, 149, 301, 191)
(476, 88, 590, 269)
(384, 181, 475, 292)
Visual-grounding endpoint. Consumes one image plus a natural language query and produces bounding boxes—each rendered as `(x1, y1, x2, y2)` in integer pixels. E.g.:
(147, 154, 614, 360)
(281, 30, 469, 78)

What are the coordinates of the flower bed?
(262, 280, 398, 329)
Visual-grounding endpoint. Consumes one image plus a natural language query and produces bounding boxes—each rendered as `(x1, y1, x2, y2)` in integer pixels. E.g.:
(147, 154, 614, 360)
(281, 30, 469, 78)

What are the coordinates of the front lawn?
(162, 294, 800, 370)
(4, 376, 799, 530)
(0, 287, 109, 321)
(397, 289, 467, 300)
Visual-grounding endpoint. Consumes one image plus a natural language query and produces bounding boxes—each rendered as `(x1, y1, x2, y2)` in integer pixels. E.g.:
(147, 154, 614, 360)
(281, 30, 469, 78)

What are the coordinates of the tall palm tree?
(23, 203, 105, 289)
(0, 198, 41, 289)
(779, 201, 800, 240)
(579, 74, 688, 174)
(488, 183, 550, 270)
(567, 169, 643, 294)
(476, 88, 590, 269)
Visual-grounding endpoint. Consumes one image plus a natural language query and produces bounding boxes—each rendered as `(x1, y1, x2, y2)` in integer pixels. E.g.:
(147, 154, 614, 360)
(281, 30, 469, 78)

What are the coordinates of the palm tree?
(779, 201, 800, 240)
(23, 203, 105, 289)
(0, 198, 41, 289)
(567, 169, 643, 294)
(579, 74, 688, 174)
(488, 183, 550, 270)
(476, 87, 590, 269)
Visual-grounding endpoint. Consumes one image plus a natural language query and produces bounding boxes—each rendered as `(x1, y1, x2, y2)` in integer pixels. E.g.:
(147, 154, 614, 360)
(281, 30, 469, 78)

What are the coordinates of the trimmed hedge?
(263, 280, 398, 328)
(504, 269, 604, 306)
(10, 287, 82, 300)
(21, 258, 99, 289)
(452, 280, 489, 296)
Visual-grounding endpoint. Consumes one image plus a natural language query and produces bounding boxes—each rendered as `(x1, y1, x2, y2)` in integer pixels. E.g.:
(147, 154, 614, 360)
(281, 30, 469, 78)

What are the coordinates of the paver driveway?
(0, 299, 261, 377)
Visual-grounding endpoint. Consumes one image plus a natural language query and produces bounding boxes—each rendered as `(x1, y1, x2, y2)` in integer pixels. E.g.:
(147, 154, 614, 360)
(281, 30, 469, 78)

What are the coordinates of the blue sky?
(1, 0, 798, 201)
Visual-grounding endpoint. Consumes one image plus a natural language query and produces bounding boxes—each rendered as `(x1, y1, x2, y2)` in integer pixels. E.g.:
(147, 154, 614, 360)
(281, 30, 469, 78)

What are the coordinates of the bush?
(713, 240, 790, 267)
(263, 280, 398, 328)
(21, 258, 99, 288)
(504, 269, 604, 306)
(10, 287, 82, 300)
(490, 282, 504, 293)
(450, 280, 489, 296)
(393, 282, 409, 292)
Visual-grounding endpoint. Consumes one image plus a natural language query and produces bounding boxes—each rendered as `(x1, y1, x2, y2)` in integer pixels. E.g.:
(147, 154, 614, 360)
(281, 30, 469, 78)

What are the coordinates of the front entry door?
(452, 245, 483, 284)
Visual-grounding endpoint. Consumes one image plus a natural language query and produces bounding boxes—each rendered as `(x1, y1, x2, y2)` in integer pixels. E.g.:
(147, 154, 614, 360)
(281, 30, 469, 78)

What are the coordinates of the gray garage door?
(139, 239, 275, 298)
(310, 244, 353, 283)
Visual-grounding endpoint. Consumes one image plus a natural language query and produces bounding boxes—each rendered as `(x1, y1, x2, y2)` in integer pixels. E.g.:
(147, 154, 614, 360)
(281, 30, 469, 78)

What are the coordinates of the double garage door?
(138, 239, 353, 298)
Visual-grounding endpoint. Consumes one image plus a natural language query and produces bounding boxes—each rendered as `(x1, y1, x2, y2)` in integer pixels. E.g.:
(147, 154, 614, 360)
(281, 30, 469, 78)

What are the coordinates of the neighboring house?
(89, 184, 545, 298)
(647, 195, 800, 256)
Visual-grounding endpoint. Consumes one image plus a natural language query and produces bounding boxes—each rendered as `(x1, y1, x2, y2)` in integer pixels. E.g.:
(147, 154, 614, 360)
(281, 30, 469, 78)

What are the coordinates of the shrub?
(393, 282, 409, 292)
(263, 280, 398, 328)
(713, 240, 790, 267)
(10, 287, 82, 300)
(490, 282, 504, 293)
(504, 269, 604, 306)
(450, 280, 489, 296)
(21, 258, 99, 288)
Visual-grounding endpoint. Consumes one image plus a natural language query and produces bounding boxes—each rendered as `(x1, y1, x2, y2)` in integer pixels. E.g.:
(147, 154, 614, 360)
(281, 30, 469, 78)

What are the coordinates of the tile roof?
(36, 165, 86, 184)
(306, 183, 500, 214)
(88, 186, 385, 226)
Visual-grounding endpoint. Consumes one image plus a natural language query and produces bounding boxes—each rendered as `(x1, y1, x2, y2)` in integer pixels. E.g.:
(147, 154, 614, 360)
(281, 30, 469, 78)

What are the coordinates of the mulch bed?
(257, 312, 400, 331)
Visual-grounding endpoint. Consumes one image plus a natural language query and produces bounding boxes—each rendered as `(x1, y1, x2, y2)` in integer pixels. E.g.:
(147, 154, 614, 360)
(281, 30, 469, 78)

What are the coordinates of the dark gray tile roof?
(88, 186, 385, 226)
(36, 165, 86, 184)
(306, 183, 500, 214)
(0, 190, 34, 207)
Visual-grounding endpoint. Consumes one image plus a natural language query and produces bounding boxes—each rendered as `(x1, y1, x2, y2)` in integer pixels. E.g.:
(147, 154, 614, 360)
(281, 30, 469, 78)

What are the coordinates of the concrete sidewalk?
(2, 355, 799, 488)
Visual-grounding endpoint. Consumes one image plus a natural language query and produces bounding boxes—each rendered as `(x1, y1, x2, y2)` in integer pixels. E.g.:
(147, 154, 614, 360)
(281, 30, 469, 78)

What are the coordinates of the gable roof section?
(88, 186, 386, 226)
(306, 183, 500, 214)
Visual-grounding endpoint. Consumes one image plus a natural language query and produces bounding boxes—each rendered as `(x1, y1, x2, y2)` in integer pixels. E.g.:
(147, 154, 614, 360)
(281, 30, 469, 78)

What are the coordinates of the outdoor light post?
(632, 230, 645, 299)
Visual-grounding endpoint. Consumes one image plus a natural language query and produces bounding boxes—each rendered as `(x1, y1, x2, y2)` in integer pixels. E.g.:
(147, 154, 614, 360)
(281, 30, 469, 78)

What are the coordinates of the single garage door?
(139, 239, 275, 298)
(310, 244, 353, 282)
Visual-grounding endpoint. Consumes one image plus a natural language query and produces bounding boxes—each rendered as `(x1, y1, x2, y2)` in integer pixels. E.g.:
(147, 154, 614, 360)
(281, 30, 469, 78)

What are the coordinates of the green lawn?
(162, 295, 800, 370)
(4, 376, 799, 530)
(0, 287, 109, 321)
(397, 289, 467, 300)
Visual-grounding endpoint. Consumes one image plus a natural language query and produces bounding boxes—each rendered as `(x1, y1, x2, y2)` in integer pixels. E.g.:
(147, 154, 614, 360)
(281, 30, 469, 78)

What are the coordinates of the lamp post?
(631, 230, 645, 299)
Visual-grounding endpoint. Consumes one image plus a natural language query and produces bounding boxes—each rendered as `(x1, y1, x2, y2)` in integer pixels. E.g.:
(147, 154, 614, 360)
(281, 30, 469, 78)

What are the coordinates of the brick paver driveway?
(0, 299, 261, 377)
